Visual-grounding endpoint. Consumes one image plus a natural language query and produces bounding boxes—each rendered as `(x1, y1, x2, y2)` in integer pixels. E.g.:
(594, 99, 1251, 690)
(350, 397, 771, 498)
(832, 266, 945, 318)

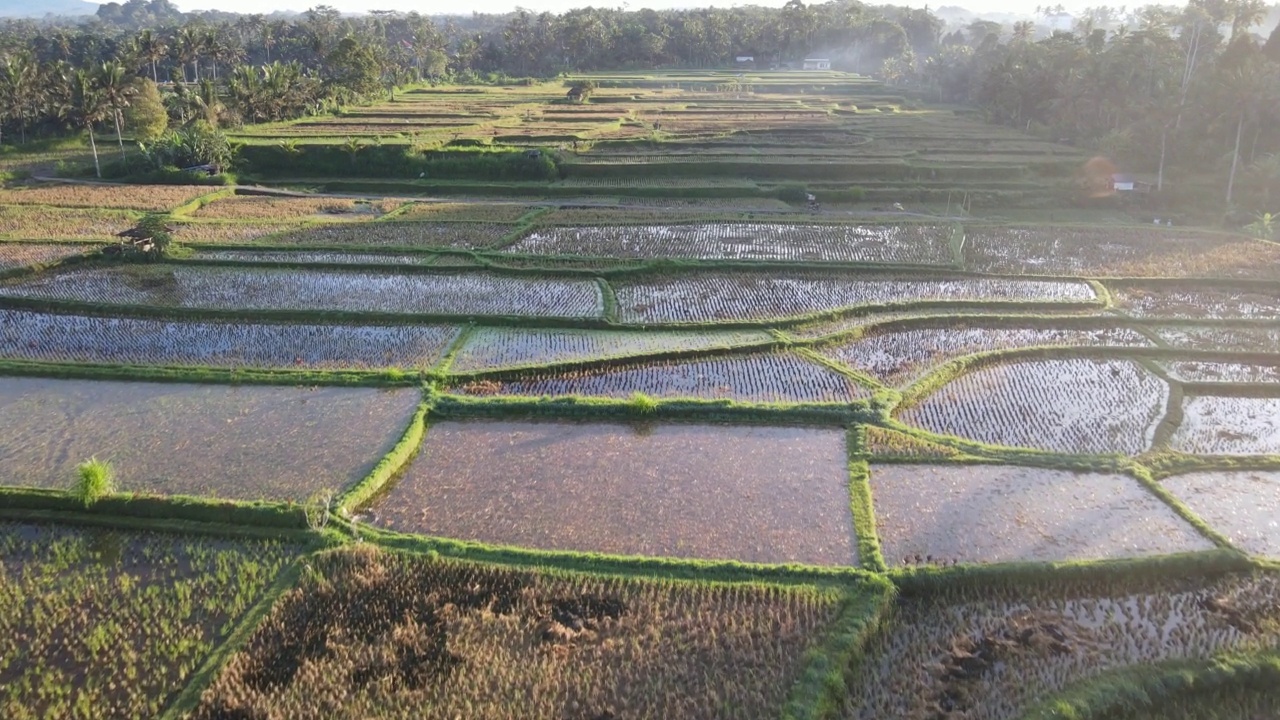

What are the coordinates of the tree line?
(878, 1, 1280, 218)
(0, 0, 1278, 217)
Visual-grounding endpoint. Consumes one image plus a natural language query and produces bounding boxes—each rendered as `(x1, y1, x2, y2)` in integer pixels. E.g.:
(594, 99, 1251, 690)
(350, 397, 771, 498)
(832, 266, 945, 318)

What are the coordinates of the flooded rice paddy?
(366, 420, 856, 566)
(820, 325, 1151, 385)
(0, 265, 603, 318)
(870, 464, 1212, 566)
(0, 309, 460, 370)
(1169, 396, 1280, 455)
(186, 249, 430, 265)
(0, 377, 420, 500)
(898, 359, 1168, 455)
(449, 326, 773, 372)
(614, 274, 1096, 324)
(844, 573, 1280, 720)
(452, 351, 870, 404)
(506, 223, 954, 265)
(1163, 471, 1280, 558)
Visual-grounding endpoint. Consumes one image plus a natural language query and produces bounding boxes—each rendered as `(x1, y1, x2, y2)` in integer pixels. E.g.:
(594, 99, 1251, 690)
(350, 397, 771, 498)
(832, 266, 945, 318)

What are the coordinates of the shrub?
(848, 186, 868, 202)
(776, 184, 810, 203)
(303, 488, 335, 531)
(629, 391, 659, 414)
(73, 458, 115, 507)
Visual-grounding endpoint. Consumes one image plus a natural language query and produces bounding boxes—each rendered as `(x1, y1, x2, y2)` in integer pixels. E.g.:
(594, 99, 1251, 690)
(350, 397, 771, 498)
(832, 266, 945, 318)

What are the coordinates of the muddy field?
(0, 377, 419, 500)
(870, 464, 1212, 566)
(1163, 471, 1280, 558)
(366, 420, 856, 565)
(191, 547, 843, 720)
(844, 573, 1280, 720)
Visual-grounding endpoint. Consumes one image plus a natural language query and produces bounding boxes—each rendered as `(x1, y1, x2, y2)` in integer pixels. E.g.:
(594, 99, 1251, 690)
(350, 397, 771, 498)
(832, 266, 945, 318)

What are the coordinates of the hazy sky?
(157, 0, 1057, 17)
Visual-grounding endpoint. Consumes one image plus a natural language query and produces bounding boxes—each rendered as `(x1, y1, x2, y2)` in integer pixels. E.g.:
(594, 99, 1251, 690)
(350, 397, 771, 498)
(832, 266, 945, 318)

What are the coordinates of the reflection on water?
(0, 376, 420, 502)
(368, 419, 856, 567)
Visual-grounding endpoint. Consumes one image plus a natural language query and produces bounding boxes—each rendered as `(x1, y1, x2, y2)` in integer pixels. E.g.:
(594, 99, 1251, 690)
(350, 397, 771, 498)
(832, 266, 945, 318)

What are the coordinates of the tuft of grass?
(73, 457, 115, 507)
(628, 390, 658, 413)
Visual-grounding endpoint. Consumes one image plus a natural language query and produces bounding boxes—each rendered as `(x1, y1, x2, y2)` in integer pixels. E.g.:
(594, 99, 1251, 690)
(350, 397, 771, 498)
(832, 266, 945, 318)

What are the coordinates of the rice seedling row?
(269, 221, 517, 249)
(0, 522, 297, 720)
(1162, 471, 1280, 558)
(0, 184, 212, 212)
(898, 358, 1168, 455)
(450, 326, 774, 372)
(366, 420, 856, 566)
(190, 195, 401, 220)
(187, 249, 431, 266)
(862, 425, 968, 460)
(393, 202, 536, 222)
(962, 226, 1280, 278)
(615, 274, 1096, 324)
(0, 265, 604, 318)
(1111, 285, 1280, 320)
(1170, 396, 1280, 455)
(505, 223, 955, 265)
(821, 324, 1153, 385)
(451, 351, 869, 404)
(191, 546, 843, 720)
(0, 376, 421, 501)
(172, 222, 306, 244)
(1154, 326, 1280, 353)
(843, 573, 1280, 720)
(1161, 361, 1280, 383)
(871, 464, 1211, 566)
(0, 242, 95, 270)
(0, 309, 460, 370)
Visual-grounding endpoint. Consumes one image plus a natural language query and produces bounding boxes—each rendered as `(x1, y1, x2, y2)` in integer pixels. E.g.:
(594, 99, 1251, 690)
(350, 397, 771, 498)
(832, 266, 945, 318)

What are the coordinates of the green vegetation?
(0, 522, 298, 720)
(72, 457, 115, 507)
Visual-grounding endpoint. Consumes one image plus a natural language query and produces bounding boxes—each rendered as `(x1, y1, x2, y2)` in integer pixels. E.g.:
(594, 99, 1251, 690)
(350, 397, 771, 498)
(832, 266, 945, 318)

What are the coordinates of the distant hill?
(0, 0, 97, 17)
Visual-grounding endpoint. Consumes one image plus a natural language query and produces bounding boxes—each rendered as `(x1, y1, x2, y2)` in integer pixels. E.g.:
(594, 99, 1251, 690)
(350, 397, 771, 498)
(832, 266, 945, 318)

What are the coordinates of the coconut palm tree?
(175, 26, 202, 83)
(134, 29, 168, 84)
(70, 70, 109, 178)
(97, 61, 136, 163)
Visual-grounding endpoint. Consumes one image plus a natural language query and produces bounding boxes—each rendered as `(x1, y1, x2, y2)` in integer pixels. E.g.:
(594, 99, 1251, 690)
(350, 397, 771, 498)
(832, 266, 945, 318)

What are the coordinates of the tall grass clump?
(629, 391, 658, 413)
(73, 457, 115, 507)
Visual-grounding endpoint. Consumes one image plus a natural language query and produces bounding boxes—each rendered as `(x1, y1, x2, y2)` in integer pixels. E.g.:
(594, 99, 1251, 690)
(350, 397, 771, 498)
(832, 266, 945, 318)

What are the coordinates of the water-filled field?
(0, 377, 420, 500)
(367, 420, 856, 565)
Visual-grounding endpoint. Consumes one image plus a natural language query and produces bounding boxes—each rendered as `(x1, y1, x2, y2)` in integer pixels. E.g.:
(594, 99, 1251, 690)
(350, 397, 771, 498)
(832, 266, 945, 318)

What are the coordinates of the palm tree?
(0, 53, 41, 145)
(134, 30, 168, 84)
(71, 70, 109, 178)
(1011, 20, 1036, 43)
(175, 26, 201, 83)
(97, 60, 136, 163)
(203, 29, 221, 81)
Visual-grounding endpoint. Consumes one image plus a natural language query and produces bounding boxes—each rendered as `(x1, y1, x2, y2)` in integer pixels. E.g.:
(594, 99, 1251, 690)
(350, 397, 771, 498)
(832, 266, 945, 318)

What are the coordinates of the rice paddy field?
(365, 420, 856, 566)
(0, 377, 421, 500)
(4, 69, 1280, 718)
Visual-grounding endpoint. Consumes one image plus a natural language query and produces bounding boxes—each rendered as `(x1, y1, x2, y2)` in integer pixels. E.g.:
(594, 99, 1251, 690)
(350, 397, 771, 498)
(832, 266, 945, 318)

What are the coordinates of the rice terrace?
(3, 0, 1280, 716)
